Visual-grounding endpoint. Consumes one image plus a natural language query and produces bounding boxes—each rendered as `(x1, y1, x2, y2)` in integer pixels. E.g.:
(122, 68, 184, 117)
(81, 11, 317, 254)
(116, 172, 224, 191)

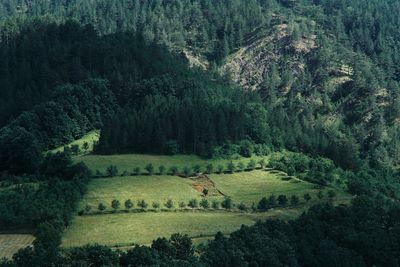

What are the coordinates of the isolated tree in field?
(200, 199, 209, 209)
(159, 165, 166, 175)
(125, 199, 134, 210)
(107, 165, 118, 177)
(206, 163, 214, 174)
(152, 202, 160, 209)
(217, 165, 224, 174)
(145, 164, 154, 175)
(138, 200, 148, 209)
(290, 195, 300, 205)
(165, 199, 174, 209)
(303, 193, 312, 202)
(258, 158, 266, 169)
(278, 195, 288, 206)
(188, 199, 198, 208)
(98, 203, 106, 212)
(247, 159, 256, 170)
(193, 165, 202, 174)
(111, 200, 120, 211)
(202, 188, 209, 196)
(133, 167, 141, 176)
(183, 167, 192, 177)
(227, 161, 236, 173)
(83, 142, 89, 151)
(212, 200, 220, 209)
(258, 197, 269, 211)
(221, 197, 232, 209)
(237, 162, 245, 172)
(169, 166, 178, 175)
(317, 191, 324, 199)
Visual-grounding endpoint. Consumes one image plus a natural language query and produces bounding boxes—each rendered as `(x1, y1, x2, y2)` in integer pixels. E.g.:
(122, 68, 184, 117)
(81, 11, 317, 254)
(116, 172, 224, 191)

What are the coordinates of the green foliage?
(106, 165, 118, 177)
(221, 197, 233, 210)
(200, 199, 209, 209)
(188, 199, 198, 208)
(137, 200, 148, 209)
(111, 200, 120, 211)
(158, 165, 166, 175)
(98, 203, 106, 212)
(206, 164, 214, 174)
(258, 197, 269, 211)
(278, 195, 288, 206)
(145, 164, 154, 175)
(124, 199, 134, 210)
(165, 199, 174, 209)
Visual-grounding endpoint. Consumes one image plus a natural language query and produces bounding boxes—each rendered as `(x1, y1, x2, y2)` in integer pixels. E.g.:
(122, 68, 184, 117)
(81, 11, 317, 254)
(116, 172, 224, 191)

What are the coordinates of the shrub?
(169, 166, 178, 175)
(183, 167, 192, 177)
(317, 191, 324, 199)
(192, 165, 202, 174)
(268, 195, 277, 207)
(85, 205, 92, 213)
(221, 197, 232, 209)
(133, 167, 141, 176)
(145, 164, 154, 175)
(71, 144, 80, 155)
(258, 158, 266, 169)
(179, 201, 186, 208)
(202, 188, 209, 196)
(247, 159, 256, 170)
(152, 202, 160, 209)
(227, 161, 236, 173)
(239, 140, 254, 157)
(328, 190, 337, 199)
(159, 165, 166, 175)
(165, 199, 174, 209)
(106, 165, 118, 177)
(212, 201, 220, 209)
(188, 199, 198, 208)
(125, 199, 134, 210)
(258, 197, 269, 211)
(206, 164, 214, 174)
(278, 195, 288, 206)
(98, 203, 106, 211)
(216, 165, 224, 174)
(138, 200, 148, 209)
(237, 162, 245, 172)
(111, 200, 120, 211)
(290, 195, 300, 205)
(238, 202, 247, 211)
(200, 199, 209, 209)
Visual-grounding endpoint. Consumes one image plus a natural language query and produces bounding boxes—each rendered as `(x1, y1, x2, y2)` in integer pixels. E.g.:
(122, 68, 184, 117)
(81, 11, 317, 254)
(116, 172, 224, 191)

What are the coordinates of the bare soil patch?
(191, 175, 225, 196)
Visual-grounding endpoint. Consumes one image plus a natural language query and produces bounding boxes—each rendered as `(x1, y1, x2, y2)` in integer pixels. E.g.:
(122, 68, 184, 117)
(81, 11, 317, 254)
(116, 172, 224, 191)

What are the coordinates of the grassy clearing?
(79, 175, 203, 210)
(210, 171, 318, 205)
(50, 130, 100, 154)
(0, 234, 35, 259)
(62, 209, 301, 247)
(75, 153, 263, 175)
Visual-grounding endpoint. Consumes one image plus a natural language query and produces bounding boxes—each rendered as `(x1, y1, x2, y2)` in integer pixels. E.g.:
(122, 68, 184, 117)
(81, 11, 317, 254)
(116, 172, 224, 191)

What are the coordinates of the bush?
(145, 164, 154, 175)
(165, 199, 174, 209)
(200, 199, 209, 209)
(239, 140, 254, 157)
(85, 205, 92, 213)
(138, 200, 148, 209)
(106, 165, 118, 177)
(227, 162, 236, 173)
(183, 167, 192, 177)
(202, 188, 209, 196)
(238, 202, 247, 211)
(212, 201, 220, 209)
(278, 195, 288, 206)
(247, 159, 256, 170)
(188, 199, 198, 208)
(221, 197, 232, 209)
(111, 200, 120, 211)
(290, 195, 300, 205)
(206, 164, 214, 174)
(317, 191, 324, 199)
(133, 167, 141, 176)
(125, 199, 134, 210)
(258, 197, 269, 211)
(192, 165, 202, 174)
(327, 190, 337, 199)
(98, 203, 106, 211)
(179, 201, 186, 208)
(169, 166, 178, 175)
(268, 195, 277, 206)
(159, 165, 166, 175)
(303, 193, 312, 202)
(152, 202, 160, 209)
(216, 165, 224, 174)
(237, 162, 245, 172)
(258, 158, 266, 169)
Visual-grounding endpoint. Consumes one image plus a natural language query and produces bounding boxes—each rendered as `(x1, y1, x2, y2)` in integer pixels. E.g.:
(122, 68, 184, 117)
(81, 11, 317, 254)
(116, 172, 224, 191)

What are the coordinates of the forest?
(0, 0, 400, 266)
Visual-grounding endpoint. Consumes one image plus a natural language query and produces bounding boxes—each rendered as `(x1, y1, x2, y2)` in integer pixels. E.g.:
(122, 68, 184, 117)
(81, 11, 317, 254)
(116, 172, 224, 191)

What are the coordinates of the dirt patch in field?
(191, 175, 225, 197)
(0, 234, 35, 259)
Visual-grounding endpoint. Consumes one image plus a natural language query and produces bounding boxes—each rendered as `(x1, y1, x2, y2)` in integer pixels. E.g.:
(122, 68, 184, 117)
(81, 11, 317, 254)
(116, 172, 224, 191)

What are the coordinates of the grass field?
(0, 234, 35, 259)
(75, 153, 263, 175)
(50, 130, 100, 154)
(62, 209, 302, 247)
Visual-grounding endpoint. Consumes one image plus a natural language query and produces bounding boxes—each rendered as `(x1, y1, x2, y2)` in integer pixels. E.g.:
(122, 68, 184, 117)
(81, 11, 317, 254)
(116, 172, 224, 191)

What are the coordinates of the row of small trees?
(81, 197, 235, 215)
(257, 190, 337, 211)
(103, 159, 266, 177)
